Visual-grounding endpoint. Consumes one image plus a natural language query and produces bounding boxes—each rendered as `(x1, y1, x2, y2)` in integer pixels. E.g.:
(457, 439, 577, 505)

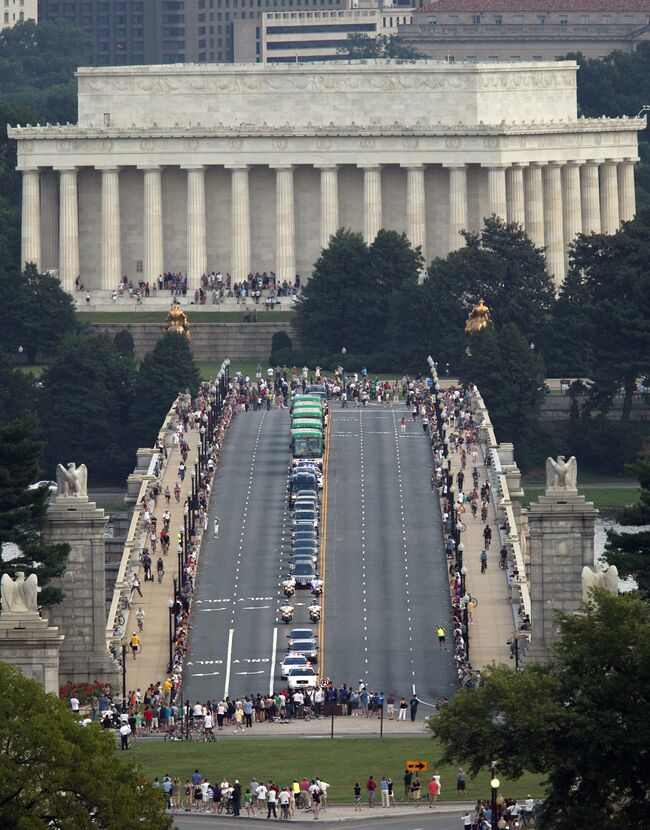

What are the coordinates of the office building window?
(580, 14, 588, 22)
(514, 14, 523, 22)
(559, 15, 567, 24)
(470, 14, 479, 24)
(494, 15, 502, 24)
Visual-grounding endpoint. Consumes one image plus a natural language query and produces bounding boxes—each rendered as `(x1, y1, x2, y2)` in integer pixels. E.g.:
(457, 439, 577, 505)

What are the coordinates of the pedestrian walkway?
(124, 435, 199, 692)
(447, 441, 513, 669)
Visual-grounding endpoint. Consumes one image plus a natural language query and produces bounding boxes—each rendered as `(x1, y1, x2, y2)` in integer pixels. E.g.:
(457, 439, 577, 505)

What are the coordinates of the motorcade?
(288, 638, 318, 663)
(291, 429, 323, 468)
(280, 652, 309, 678)
(287, 666, 319, 690)
(291, 562, 318, 587)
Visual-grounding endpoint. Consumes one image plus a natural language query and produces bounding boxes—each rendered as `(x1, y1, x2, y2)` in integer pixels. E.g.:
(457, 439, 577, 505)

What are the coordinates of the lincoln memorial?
(9, 59, 644, 293)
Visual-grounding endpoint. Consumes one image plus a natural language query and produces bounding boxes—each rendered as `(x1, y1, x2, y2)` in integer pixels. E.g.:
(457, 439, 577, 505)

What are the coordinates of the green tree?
(605, 459, 650, 593)
(113, 328, 135, 358)
(0, 663, 171, 830)
(0, 102, 28, 274)
(0, 414, 69, 605)
(38, 332, 136, 485)
(430, 591, 650, 830)
(462, 322, 545, 462)
(294, 228, 423, 358)
(0, 348, 35, 426)
(130, 332, 201, 445)
(337, 33, 424, 60)
(567, 209, 650, 421)
(544, 256, 593, 377)
(3, 263, 79, 363)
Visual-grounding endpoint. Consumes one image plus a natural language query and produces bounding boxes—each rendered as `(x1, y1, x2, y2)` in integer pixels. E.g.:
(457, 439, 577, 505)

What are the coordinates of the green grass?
(523, 487, 640, 510)
(77, 311, 295, 324)
(17, 364, 46, 377)
(523, 469, 637, 486)
(120, 737, 544, 803)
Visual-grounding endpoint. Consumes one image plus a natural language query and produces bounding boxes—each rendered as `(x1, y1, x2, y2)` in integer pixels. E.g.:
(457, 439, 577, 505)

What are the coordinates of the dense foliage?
(429, 591, 650, 830)
(338, 33, 424, 60)
(0, 414, 69, 605)
(605, 460, 650, 594)
(0, 663, 171, 830)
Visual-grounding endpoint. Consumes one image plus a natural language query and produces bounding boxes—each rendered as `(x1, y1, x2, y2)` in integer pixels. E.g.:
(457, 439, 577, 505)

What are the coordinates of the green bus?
(291, 418, 324, 432)
(291, 404, 324, 421)
(290, 428, 324, 467)
(290, 394, 322, 412)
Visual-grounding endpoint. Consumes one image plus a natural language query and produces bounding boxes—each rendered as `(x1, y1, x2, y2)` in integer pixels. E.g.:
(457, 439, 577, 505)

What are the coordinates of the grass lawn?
(18, 364, 46, 377)
(121, 736, 544, 803)
(522, 469, 637, 486)
(77, 311, 295, 324)
(523, 487, 640, 511)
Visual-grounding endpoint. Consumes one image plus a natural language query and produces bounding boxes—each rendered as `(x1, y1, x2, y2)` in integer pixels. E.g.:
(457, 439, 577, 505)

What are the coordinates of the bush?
(59, 679, 111, 704)
(270, 330, 292, 363)
(113, 328, 134, 357)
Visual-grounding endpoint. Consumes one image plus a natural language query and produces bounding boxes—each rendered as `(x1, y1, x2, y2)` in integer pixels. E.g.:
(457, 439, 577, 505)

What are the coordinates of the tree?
(38, 333, 136, 485)
(3, 263, 79, 363)
(567, 210, 650, 421)
(462, 322, 545, 462)
(0, 348, 35, 426)
(0, 663, 171, 830)
(430, 591, 650, 830)
(113, 328, 135, 358)
(605, 459, 650, 594)
(0, 414, 69, 605)
(294, 228, 423, 358)
(337, 33, 424, 60)
(544, 256, 593, 377)
(130, 332, 201, 446)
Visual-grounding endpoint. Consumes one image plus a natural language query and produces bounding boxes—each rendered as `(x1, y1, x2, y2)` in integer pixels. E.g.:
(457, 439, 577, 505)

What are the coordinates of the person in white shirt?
(267, 786, 278, 819)
(203, 711, 213, 736)
(278, 787, 291, 820)
(256, 783, 268, 810)
(119, 722, 131, 750)
(70, 696, 80, 713)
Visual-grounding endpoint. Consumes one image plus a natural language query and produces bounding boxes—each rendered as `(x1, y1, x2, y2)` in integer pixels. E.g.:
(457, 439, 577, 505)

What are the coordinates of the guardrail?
(104, 397, 182, 657)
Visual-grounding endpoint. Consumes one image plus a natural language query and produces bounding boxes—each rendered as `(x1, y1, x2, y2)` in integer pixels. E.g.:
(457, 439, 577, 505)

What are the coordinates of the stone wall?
(87, 320, 293, 361)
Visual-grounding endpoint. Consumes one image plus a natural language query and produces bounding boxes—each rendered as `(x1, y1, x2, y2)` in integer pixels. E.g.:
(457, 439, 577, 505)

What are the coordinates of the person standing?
(411, 776, 421, 806)
(366, 776, 376, 807)
(428, 776, 440, 807)
(213, 517, 220, 538)
(380, 777, 390, 808)
(353, 782, 362, 812)
(386, 692, 396, 720)
(119, 721, 131, 750)
(403, 769, 413, 801)
(410, 695, 419, 722)
(398, 696, 408, 721)
(267, 786, 277, 819)
(437, 625, 446, 651)
(457, 769, 466, 797)
(401, 416, 407, 435)
(232, 780, 241, 817)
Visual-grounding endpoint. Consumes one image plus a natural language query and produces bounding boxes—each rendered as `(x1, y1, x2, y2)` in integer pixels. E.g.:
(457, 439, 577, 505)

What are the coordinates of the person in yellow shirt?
(436, 626, 446, 651)
(130, 632, 140, 660)
(163, 678, 173, 703)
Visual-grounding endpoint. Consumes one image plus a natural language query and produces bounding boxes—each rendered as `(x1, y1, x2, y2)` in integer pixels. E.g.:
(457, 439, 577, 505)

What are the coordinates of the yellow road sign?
(406, 760, 429, 773)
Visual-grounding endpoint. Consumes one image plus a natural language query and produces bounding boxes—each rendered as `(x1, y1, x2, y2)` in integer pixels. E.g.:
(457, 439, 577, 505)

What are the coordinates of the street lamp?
(490, 762, 500, 830)
(460, 565, 468, 594)
(457, 543, 465, 571)
(167, 598, 174, 673)
(120, 637, 128, 711)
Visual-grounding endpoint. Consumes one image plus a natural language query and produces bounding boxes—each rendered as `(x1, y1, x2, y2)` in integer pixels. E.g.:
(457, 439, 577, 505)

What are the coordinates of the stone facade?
(0, 615, 63, 695)
(45, 496, 119, 686)
(9, 60, 645, 292)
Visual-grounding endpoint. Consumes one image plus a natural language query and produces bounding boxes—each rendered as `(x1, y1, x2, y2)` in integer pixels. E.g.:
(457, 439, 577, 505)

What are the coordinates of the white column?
(317, 165, 339, 250)
(617, 157, 637, 224)
(506, 164, 525, 226)
(226, 165, 251, 282)
(57, 167, 79, 294)
(600, 160, 620, 235)
(99, 167, 121, 290)
(40, 169, 58, 272)
(273, 165, 295, 282)
(485, 164, 507, 220)
(21, 168, 41, 271)
(580, 162, 601, 234)
(403, 164, 426, 255)
(360, 164, 382, 243)
(184, 165, 207, 288)
(139, 166, 163, 284)
(561, 162, 582, 270)
(543, 162, 565, 286)
(445, 164, 468, 252)
(524, 162, 545, 248)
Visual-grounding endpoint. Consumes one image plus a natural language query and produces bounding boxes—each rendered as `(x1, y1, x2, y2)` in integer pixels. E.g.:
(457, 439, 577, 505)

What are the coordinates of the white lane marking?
(224, 627, 234, 698)
(269, 626, 278, 695)
(191, 671, 221, 677)
(242, 605, 270, 610)
(237, 670, 265, 675)
(198, 607, 227, 612)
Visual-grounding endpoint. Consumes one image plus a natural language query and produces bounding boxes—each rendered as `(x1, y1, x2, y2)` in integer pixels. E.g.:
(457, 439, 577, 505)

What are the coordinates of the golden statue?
(464, 298, 491, 334)
(165, 303, 191, 341)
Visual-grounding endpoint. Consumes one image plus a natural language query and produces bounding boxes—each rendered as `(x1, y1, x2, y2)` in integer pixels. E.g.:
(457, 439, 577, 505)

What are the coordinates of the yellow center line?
(318, 413, 331, 680)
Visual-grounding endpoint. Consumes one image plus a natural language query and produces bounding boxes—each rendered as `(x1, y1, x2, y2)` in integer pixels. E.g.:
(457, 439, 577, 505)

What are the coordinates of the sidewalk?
(447, 448, 513, 669)
(124, 434, 199, 692)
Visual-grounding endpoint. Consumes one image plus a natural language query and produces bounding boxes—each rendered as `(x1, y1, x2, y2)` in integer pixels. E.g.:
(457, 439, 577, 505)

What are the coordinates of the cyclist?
(129, 631, 140, 660)
(483, 525, 492, 549)
(156, 556, 165, 583)
(500, 546, 508, 569)
(136, 607, 145, 631)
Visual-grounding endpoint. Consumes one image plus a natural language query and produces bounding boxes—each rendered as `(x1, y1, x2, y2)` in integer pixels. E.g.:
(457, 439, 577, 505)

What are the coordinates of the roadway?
(321, 404, 456, 700)
(184, 401, 456, 704)
(173, 811, 460, 829)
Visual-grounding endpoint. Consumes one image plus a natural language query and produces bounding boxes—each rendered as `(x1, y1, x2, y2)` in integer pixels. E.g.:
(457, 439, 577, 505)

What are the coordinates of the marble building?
(8, 59, 644, 293)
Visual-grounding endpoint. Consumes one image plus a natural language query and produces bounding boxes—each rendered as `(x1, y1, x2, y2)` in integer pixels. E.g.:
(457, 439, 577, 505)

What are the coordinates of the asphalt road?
(184, 402, 456, 704)
(172, 811, 460, 829)
(322, 404, 456, 701)
(184, 408, 291, 703)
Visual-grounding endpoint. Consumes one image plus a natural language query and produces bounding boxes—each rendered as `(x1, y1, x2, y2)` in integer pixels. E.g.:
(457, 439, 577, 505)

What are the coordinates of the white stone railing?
(104, 397, 180, 655)
(469, 388, 532, 621)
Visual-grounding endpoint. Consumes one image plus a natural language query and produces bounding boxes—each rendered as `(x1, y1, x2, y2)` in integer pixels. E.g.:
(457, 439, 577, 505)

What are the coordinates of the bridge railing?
(468, 389, 532, 622)
(104, 397, 181, 657)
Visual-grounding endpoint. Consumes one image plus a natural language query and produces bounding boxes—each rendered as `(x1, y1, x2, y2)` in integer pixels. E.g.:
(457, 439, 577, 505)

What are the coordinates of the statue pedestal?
(527, 491, 598, 662)
(0, 614, 63, 695)
(45, 498, 119, 686)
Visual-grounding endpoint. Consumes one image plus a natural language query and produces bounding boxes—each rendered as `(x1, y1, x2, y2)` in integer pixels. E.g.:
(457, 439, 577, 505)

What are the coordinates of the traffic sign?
(406, 760, 429, 773)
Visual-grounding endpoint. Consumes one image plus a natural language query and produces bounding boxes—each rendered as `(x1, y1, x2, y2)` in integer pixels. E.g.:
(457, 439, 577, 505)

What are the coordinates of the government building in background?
(9, 59, 644, 293)
(2, 0, 37, 30)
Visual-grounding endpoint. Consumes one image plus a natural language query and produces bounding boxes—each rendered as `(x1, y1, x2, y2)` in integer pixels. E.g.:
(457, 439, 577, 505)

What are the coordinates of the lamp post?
(508, 631, 522, 669)
(167, 598, 174, 673)
(121, 638, 128, 711)
(490, 763, 500, 830)
(460, 564, 467, 594)
(457, 542, 465, 572)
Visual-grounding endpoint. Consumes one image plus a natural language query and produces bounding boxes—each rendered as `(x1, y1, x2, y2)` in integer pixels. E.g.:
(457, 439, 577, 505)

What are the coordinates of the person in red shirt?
(143, 706, 153, 733)
(366, 776, 377, 807)
(427, 777, 440, 807)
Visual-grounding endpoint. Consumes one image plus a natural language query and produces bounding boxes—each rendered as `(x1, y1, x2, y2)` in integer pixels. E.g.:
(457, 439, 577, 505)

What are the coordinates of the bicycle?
(499, 555, 508, 571)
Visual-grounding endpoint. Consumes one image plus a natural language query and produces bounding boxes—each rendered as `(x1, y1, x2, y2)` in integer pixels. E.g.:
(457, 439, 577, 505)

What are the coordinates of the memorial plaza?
(9, 59, 644, 294)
